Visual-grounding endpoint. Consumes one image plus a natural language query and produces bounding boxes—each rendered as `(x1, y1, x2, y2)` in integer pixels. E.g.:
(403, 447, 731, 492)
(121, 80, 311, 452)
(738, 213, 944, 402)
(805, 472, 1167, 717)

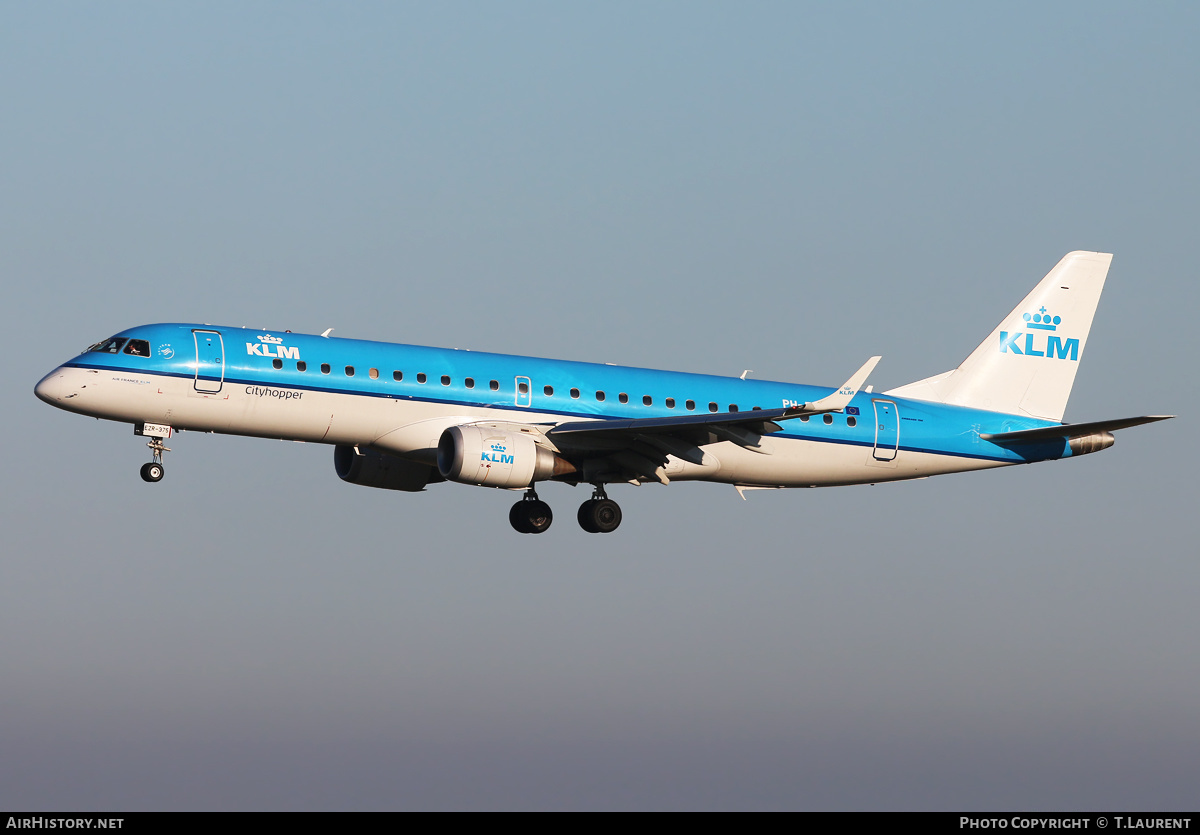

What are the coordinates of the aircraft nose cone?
(35, 369, 71, 404)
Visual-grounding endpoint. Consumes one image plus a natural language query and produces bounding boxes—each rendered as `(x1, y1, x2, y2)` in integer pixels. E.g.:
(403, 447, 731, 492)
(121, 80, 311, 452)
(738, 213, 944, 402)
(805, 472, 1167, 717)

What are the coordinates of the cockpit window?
(88, 338, 128, 354)
(123, 340, 151, 357)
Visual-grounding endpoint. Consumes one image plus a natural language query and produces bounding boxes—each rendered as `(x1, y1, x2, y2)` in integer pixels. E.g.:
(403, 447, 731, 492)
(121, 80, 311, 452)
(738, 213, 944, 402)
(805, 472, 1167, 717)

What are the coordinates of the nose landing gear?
(509, 489, 553, 534)
(577, 486, 622, 533)
(135, 424, 172, 483)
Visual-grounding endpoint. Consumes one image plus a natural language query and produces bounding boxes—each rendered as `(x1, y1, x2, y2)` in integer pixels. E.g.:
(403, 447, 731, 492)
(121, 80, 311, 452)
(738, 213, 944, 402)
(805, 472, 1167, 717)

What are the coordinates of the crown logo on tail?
(1022, 307, 1061, 332)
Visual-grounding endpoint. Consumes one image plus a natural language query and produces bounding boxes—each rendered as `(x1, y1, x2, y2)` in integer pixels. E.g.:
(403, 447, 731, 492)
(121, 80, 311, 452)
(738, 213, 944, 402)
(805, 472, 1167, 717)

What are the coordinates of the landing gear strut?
(139, 436, 170, 483)
(577, 486, 622, 533)
(509, 489, 553, 534)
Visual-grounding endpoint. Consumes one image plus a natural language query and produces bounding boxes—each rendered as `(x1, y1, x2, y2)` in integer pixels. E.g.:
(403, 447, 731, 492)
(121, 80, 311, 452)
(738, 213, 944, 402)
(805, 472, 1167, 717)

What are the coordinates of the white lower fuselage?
(38, 362, 1016, 489)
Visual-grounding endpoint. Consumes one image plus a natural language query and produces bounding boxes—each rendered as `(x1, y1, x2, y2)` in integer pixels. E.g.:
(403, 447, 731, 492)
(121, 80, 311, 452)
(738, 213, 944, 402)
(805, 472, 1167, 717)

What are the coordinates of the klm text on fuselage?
(246, 342, 300, 359)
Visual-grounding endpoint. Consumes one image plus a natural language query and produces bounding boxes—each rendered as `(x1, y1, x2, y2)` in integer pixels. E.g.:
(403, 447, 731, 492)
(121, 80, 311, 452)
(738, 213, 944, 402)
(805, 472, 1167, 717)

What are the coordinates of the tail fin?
(886, 251, 1112, 421)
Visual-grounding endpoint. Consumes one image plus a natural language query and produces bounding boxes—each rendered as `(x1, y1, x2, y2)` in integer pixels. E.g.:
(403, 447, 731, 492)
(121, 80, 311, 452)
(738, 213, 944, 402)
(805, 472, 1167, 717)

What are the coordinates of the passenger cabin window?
(729, 405, 738, 412)
(89, 338, 127, 354)
(596, 391, 606, 401)
(618, 393, 628, 404)
(800, 414, 809, 422)
(345, 366, 355, 377)
(544, 385, 553, 396)
(369, 368, 379, 379)
(570, 388, 580, 399)
(847, 416, 857, 427)
(465, 378, 475, 389)
(123, 340, 150, 357)
(823, 413, 833, 424)
(490, 380, 499, 391)
(393, 370, 403, 381)
(518, 381, 529, 394)
(321, 364, 331, 374)
(643, 395, 652, 406)
(708, 402, 718, 413)
(272, 359, 283, 370)
(441, 375, 451, 386)
(297, 361, 307, 372)
(685, 400, 695, 411)
(666, 398, 675, 409)
(417, 373, 427, 383)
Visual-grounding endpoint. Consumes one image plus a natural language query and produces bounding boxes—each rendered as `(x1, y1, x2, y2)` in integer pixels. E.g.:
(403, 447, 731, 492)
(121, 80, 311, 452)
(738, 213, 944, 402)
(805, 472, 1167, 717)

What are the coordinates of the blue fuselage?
(37, 323, 1074, 486)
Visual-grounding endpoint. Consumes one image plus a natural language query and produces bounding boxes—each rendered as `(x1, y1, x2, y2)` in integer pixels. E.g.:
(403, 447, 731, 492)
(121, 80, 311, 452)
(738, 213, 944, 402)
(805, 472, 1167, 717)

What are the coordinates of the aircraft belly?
(677, 437, 1009, 487)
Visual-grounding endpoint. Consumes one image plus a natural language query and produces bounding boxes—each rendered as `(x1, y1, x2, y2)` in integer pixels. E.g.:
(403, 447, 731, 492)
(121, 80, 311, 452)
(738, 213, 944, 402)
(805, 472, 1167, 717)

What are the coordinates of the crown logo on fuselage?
(257, 334, 284, 344)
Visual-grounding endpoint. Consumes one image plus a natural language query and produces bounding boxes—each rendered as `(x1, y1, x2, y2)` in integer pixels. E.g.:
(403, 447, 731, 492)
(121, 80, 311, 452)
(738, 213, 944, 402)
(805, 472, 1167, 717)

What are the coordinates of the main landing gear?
(508, 486, 624, 534)
(577, 486, 622, 534)
(510, 490, 553, 534)
(139, 435, 170, 483)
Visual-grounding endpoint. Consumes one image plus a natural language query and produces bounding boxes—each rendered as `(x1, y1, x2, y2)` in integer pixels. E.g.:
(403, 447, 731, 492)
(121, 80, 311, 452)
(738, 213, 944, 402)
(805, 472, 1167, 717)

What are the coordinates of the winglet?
(801, 356, 881, 414)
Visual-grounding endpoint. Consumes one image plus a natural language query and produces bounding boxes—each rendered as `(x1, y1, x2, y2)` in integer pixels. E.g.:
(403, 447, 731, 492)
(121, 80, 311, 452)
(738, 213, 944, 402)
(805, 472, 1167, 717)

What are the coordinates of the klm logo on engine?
(246, 333, 300, 360)
(999, 308, 1079, 361)
(481, 441, 514, 465)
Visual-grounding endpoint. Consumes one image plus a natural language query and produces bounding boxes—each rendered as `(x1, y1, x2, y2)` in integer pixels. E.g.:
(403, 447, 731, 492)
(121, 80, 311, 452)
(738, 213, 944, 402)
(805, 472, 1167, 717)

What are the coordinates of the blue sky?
(2, 2, 1196, 810)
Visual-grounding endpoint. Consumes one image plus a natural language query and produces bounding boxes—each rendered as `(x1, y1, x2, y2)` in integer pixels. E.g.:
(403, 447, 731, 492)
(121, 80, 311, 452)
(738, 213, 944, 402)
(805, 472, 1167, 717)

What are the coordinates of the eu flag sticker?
(845, 406, 860, 415)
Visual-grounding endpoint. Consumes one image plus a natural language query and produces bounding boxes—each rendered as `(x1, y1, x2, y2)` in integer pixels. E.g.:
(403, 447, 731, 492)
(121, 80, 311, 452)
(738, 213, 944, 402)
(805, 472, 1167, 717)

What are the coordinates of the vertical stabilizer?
(886, 251, 1112, 421)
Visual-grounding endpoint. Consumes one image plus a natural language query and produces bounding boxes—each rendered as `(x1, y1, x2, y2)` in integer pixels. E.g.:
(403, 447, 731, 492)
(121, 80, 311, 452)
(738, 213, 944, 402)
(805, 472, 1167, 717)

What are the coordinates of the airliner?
(35, 251, 1171, 533)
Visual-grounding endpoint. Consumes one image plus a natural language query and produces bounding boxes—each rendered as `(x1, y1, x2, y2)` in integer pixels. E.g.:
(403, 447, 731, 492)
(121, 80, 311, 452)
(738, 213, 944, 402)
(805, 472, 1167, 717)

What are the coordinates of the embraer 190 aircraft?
(36, 252, 1171, 533)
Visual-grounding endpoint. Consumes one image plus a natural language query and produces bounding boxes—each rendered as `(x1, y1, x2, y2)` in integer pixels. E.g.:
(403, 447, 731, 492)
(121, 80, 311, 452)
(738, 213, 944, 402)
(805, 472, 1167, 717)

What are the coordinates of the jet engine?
(334, 444, 440, 492)
(437, 425, 574, 488)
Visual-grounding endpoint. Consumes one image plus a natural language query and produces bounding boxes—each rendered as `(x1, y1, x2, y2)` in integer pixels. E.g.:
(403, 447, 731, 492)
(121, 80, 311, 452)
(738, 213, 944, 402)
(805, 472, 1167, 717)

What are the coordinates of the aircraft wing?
(548, 356, 880, 441)
(979, 415, 1174, 444)
(543, 357, 881, 481)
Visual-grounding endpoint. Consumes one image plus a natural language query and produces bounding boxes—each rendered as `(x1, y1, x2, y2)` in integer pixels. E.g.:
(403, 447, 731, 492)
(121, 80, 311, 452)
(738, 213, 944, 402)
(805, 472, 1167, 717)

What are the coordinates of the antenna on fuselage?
(321, 328, 334, 338)
(740, 370, 753, 380)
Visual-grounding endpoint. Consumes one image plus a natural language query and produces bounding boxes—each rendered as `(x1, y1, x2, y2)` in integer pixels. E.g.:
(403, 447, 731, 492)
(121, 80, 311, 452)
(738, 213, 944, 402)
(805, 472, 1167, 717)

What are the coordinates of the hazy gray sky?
(3, 2, 1196, 810)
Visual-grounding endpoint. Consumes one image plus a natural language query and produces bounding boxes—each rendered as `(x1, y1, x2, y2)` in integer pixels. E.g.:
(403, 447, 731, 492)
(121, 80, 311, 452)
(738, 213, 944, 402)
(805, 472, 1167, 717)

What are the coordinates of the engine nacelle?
(437, 425, 571, 488)
(334, 445, 440, 492)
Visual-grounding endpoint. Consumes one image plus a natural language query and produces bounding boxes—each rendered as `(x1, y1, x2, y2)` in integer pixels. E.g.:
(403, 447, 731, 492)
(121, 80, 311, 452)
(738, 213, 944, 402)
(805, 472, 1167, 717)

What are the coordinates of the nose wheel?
(510, 490, 553, 534)
(578, 487, 621, 533)
(139, 435, 170, 483)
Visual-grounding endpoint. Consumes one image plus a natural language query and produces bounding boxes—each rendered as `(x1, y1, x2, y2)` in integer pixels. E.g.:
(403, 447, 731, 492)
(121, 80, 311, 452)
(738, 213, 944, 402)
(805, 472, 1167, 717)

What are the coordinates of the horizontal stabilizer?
(980, 415, 1174, 444)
